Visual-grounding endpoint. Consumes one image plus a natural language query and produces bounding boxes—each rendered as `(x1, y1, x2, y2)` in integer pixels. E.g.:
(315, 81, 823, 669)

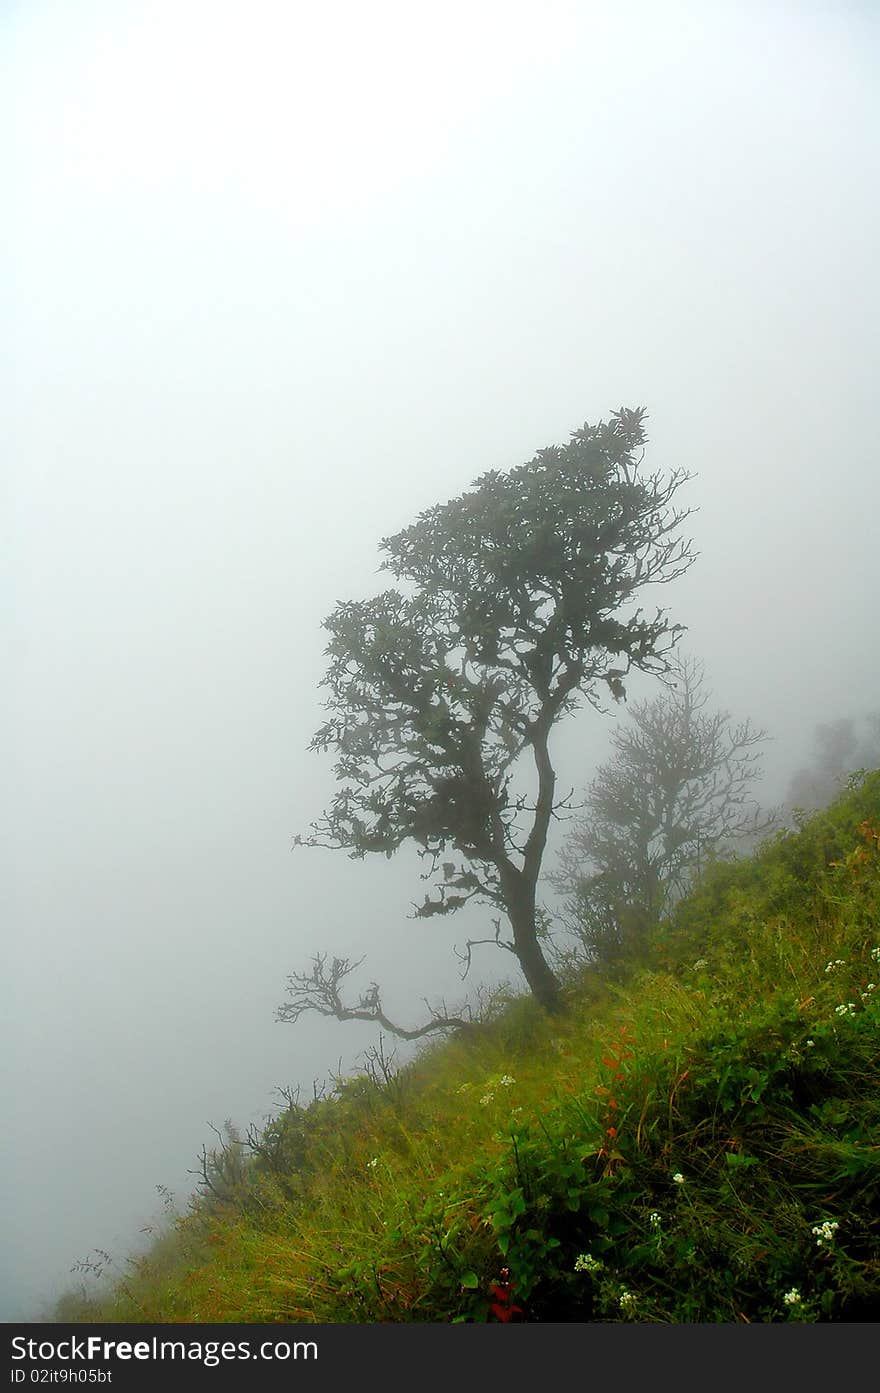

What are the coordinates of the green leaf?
(725, 1151, 758, 1169)
(460, 1271, 480, 1290)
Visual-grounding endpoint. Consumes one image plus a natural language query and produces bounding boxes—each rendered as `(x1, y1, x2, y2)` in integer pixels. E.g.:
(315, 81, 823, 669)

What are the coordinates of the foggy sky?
(4, 0, 879, 1319)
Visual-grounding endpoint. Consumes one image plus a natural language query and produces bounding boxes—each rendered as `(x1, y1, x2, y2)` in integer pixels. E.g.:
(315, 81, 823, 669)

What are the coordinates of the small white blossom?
(649, 1211, 662, 1229)
(782, 1288, 802, 1306)
(692, 959, 708, 970)
(861, 983, 876, 999)
(805, 1039, 815, 1047)
(834, 1002, 857, 1018)
(811, 1220, 839, 1246)
(574, 1253, 602, 1274)
(367, 1157, 379, 1169)
(672, 1172, 685, 1185)
(498, 1075, 516, 1088)
(619, 1289, 637, 1311)
(871, 947, 880, 963)
(479, 1093, 495, 1106)
(824, 959, 846, 974)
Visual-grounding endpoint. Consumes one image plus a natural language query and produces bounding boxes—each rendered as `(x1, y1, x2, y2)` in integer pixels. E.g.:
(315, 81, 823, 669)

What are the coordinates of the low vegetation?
(57, 771, 880, 1322)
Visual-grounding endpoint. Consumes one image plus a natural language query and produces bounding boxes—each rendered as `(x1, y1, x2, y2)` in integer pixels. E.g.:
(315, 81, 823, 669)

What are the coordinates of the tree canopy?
(284, 407, 696, 1023)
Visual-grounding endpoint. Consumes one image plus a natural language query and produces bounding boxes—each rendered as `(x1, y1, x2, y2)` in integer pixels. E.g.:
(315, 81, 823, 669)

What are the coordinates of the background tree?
(785, 714, 880, 817)
(553, 657, 775, 964)
(280, 407, 695, 1030)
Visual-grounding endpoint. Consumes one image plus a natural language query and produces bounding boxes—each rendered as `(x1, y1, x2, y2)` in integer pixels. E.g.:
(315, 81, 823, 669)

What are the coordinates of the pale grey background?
(3, 0, 878, 1319)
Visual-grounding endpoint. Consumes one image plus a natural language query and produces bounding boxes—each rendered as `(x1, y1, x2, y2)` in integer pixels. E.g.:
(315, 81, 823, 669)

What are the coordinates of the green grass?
(58, 772, 880, 1323)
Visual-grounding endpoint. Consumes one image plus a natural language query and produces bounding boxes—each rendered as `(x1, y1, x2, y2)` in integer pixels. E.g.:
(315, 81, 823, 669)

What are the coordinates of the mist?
(3, 0, 878, 1320)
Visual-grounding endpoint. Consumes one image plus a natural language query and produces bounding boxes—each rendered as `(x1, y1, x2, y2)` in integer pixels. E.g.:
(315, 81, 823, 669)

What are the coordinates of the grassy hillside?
(58, 772, 880, 1323)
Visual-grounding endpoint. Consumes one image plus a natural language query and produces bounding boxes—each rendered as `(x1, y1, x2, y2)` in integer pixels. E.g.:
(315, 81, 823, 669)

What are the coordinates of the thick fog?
(4, 0, 878, 1320)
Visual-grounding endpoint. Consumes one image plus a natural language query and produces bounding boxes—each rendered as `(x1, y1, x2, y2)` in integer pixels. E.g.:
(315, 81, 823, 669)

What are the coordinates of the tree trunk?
(506, 882, 563, 1014)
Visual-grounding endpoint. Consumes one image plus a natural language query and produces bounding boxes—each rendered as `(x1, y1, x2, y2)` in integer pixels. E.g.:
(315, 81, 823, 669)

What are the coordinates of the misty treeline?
(785, 714, 880, 817)
(551, 672, 879, 972)
(549, 656, 775, 969)
(278, 408, 879, 1034)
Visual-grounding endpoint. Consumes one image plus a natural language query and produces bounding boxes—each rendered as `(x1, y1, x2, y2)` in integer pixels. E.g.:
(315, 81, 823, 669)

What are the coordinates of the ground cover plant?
(58, 771, 880, 1323)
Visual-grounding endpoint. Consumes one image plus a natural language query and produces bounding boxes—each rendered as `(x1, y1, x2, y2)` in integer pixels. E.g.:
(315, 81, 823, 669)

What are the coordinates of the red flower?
(489, 1278, 523, 1322)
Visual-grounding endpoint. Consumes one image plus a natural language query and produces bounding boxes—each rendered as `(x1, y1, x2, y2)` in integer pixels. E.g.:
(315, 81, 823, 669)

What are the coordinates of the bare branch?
(276, 953, 476, 1040)
(453, 918, 517, 979)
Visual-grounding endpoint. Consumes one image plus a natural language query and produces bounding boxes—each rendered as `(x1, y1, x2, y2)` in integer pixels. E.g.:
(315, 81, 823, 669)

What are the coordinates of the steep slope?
(59, 771, 880, 1323)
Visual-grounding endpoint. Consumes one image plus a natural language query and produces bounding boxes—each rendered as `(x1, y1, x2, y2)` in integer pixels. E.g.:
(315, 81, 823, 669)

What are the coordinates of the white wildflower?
(805, 1039, 815, 1047)
(834, 1002, 857, 1018)
(619, 1289, 637, 1312)
(811, 1220, 839, 1246)
(649, 1211, 662, 1229)
(498, 1075, 516, 1088)
(672, 1172, 685, 1185)
(480, 1093, 495, 1106)
(871, 947, 880, 963)
(692, 959, 708, 970)
(367, 1157, 379, 1169)
(574, 1253, 602, 1274)
(824, 959, 846, 974)
(782, 1288, 802, 1306)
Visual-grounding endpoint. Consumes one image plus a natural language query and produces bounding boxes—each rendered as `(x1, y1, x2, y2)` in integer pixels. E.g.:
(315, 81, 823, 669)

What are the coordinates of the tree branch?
(276, 953, 476, 1040)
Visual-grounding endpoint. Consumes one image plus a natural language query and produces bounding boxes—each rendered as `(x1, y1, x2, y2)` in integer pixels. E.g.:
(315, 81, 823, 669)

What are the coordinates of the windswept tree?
(554, 657, 776, 963)
(279, 408, 695, 1031)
